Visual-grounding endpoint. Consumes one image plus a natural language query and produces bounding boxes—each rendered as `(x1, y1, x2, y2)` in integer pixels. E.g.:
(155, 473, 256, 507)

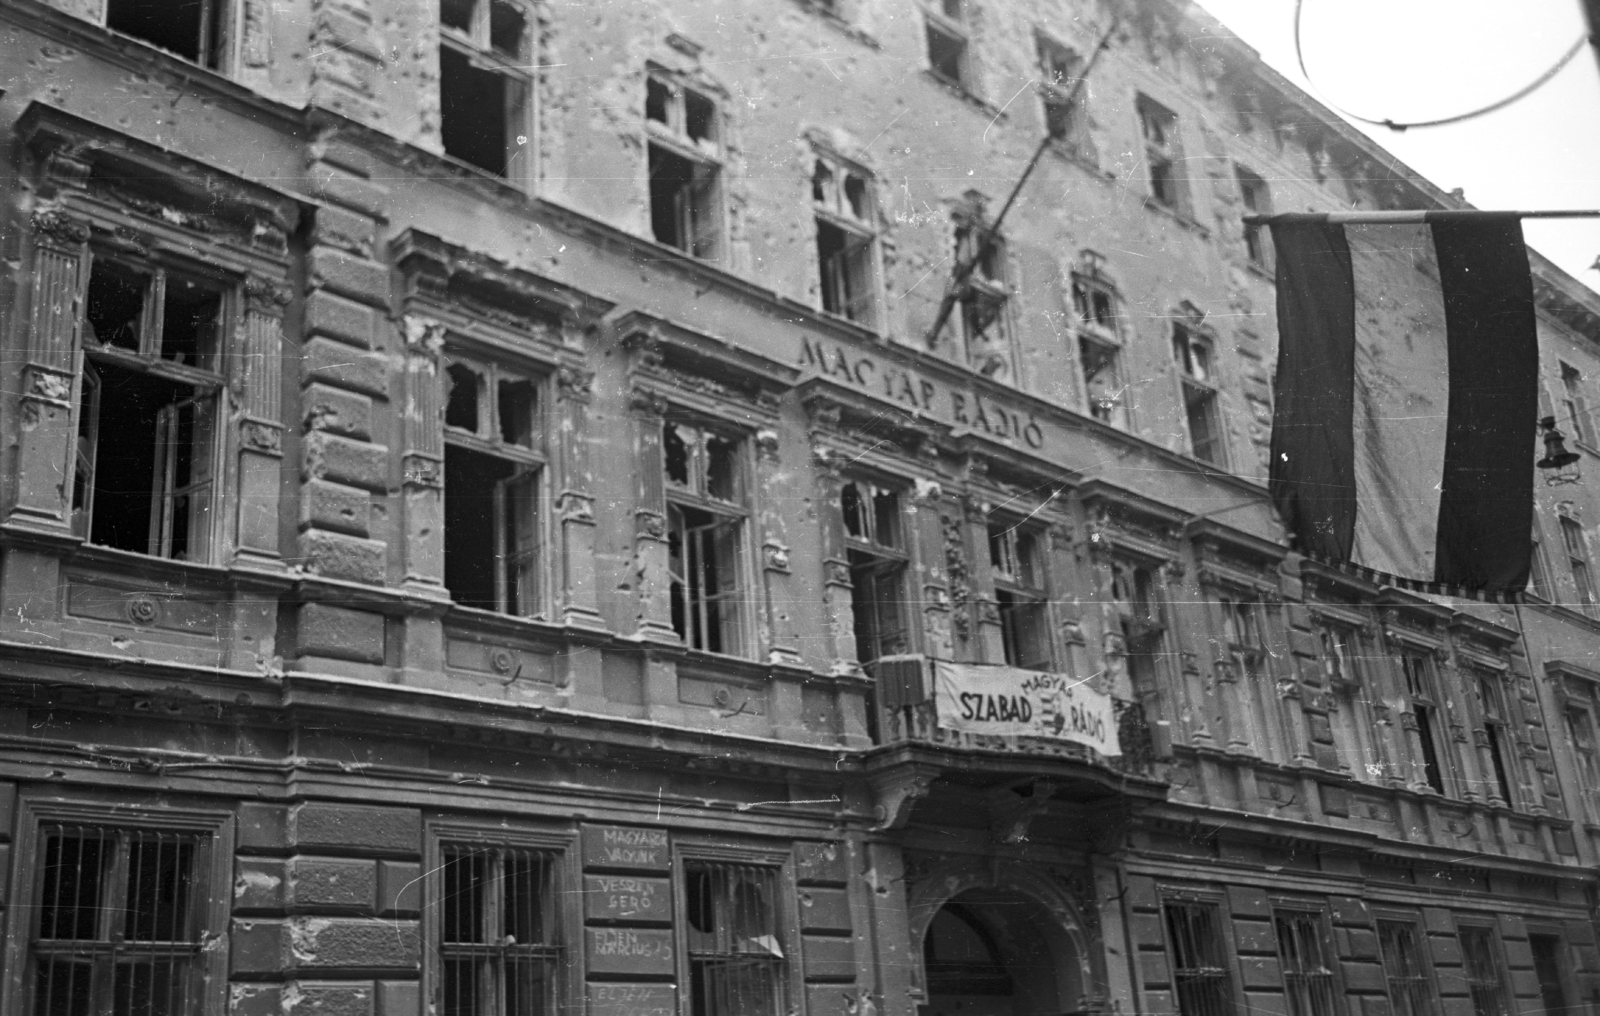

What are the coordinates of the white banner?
(934, 661, 1121, 756)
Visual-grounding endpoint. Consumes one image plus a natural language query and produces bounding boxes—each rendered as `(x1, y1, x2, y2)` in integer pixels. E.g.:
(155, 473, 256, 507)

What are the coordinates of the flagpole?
(1243, 210, 1600, 225)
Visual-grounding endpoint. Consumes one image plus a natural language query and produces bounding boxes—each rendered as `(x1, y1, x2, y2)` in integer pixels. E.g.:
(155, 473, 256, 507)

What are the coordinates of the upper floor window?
(1473, 671, 1518, 807)
(953, 215, 1012, 379)
(665, 420, 749, 655)
(28, 823, 214, 1016)
(439, 0, 533, 181)
(1377, 919, 1436, 1016)
(1072, 265, 1127, 429)
(1036, 33, 1087, 152)
(1559, 362, 1594, 447)
(989, 520, 1049, 671)
(1274, 910, 1338, 1016)
(1320, 625, 1384, 781)
(683, 860, 785, 1016)
(1457, 927, 1510, 1016)
(1400, 650, 1448, 795)
(104, 0, 233, 71)
(843, 481, 909, 667)
(1163, 898, 1235, 1016)
(924, 0, 971, 90)
(1236, 166, 1273, 269)
(1173, 322, 1223, 466)
(75, 253, 228, 562)
(812, 154, 881, 327)
(1529, 522, 1553, 599)
(1220, 595, 1266, 681)
(1112, 558, 1165, 688)
(1565, 703, 1600, 817)
(443, 355, 544, 616)
(646, 72, 723, 260)
(438, 843, 562, 1015)
(1560, 517, 1596, 614)
(1529, 933, 1573, 1016)
(1137, 95, 1185, 213)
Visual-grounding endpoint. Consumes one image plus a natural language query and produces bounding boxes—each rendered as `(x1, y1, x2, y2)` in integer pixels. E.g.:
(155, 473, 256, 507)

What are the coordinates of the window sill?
(920, 70, 1005, 119)
(1142, 195, 1211, 238)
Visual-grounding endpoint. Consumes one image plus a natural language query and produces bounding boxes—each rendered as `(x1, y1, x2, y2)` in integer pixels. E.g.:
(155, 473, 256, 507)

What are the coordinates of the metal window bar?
(33, 824, 204, 1016)
(1377, 921, 1436, 1016)
(1275, 912, 1338, 1016)
(1164, 902, 1234, 1016)
(441, 846, 561, 1016)
(685, 862, 784, 1016)
(1459, 928, 1510, 1016)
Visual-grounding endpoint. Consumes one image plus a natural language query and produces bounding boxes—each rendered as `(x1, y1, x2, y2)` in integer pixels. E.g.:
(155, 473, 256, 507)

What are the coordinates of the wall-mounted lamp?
(1538, 416, 1581, 485)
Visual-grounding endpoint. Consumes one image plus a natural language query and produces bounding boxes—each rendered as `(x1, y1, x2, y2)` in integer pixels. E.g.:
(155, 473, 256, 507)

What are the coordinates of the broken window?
(1400, 650, 1449, 795)
(30, 824, 210, 1016)
(646, 72, 723, 260)
(683, 861, 785, 1016)
(1474, 671, 1518, 807)
(1072, 272, 1126, 428)
(439, 0, 533, 181)
(952, 219, 1012, 379)
(1560, 361, 1594, 446)
(665, 420, 749, 656)
(1138, 94, 1185, 212)
(989, 519, 1049, 671)
(1037, 33, 1088, 152)
(813, 154, 880, 326)
(443, 355, 544, 616)
(439, 844, 562, 1016)
(1173, 323, 1223, 466)
(1236, 166, 1273, 269)
(75, 255, 225, 562)
(923, 0, 970, 89)
(104, 0, 232, 70)
(843, 481, 908, 667)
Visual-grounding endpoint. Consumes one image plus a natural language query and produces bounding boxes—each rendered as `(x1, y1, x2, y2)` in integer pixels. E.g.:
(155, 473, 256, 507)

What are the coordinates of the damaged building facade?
(4, 0, 1600, 1015)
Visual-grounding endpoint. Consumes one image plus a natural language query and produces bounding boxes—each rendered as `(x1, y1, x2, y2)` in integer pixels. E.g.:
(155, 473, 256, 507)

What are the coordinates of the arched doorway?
(922, 887, 1084, 1016)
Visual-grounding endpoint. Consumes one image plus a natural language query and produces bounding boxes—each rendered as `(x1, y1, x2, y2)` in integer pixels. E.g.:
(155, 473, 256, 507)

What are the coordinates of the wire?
(1292, 0, 1591, 131)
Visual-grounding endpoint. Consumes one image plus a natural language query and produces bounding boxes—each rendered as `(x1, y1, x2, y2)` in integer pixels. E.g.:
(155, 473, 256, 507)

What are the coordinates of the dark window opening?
(705, 432, 738, 501)
(1275, 911, 1337, 1016)
(665, 422, 691, 487)
(160, 275, 223, 369)
(497, 378, 536, 447)
(812, 160, 833, 202)
(1530, 935, 1569, 1016)
(940, 0, 962, 19)
(684, 862, 783, 1016)
(1459, 928, 1510, 1016)
(646, 77, 672, 124)
(1037, 35, 1084, 143)
(1139, 95, 1183, 210)
(684, 89, 717, 144)
(1403, 653, 1448, 795)
(1236, 167, 1273, 268)
(926, 22, 967, 85)
(440, 46, 527, 178)
(668, 503, 743, 655)
(1414, 702, 1446, 794)
(444, 445, 538, 615)
(649, 145, 720, 259)
(106, 0, 227, 69)
(488, 0, 526, 59)
(1164, 901, 1235, 1016)
(817, 220, 875, 323)
(1080, 336, 1124, 425)
(851, 551, 907, 666)
(1182, 383, 1222, 465)
(997, 591, 1049, 671)
(441, 845, 560, 1016)
(85, 260, 148, 352)
(440, 0, 475, 32)
(446, 364, 483, 431)
(1377, 921, 1435, 1016)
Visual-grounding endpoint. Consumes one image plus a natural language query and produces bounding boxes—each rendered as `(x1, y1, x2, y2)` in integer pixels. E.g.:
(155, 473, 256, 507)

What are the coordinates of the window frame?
(1455, 923, 1512, 1016)
(1137, 93, 1186, 214)
(1471, 667, 1519, 809)
(811, 151, 883, 328)
(437, 0, 537, 184)
(1173, 321, 1224, 467)
(645, 69, 726, 260)
(1159, 891, 1238, 1016)
(441, 347, 550, 619)
(73, 247, 233, 565)
(1071, 266, 1129, 429)
(4, 797, 234, 1016)
(1374, 915, 1439, 1016)
(952, 215, 1014, 379)
(1559, 516, 1597, 616)
(987, 515, 1051, 672)
(1559, 361, 1594, 447)
(674, 843, 798, 1016)
(663, 416, 755, 658)
(423, 819, 581, 1016)
(101, 0, 238, 73)
(1036, 31, 1088, 153)
(922, 0, 972, 92)
(841, 478, 912, 667)
(1563, 698, 1600, 821)
(1271, 906, 1341, 1016)
(1235, 165, 1273, 271)
(1318, 621, 1386, 781)
(1398, 647, 1452, 796)
(1527, 929, 1575, 1016)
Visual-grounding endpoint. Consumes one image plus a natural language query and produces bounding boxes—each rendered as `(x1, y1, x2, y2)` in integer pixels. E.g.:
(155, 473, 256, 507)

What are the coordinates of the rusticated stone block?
(311, 137, 377, 178)
(304, 384, 374, 440)
(299, 530, 387, 585)
(303, 431, 389, 492)
(311, 249, 389, 306)
(281, 981, 374, 1016)
(297, 603, 385, 664)
(376, 981, 420, 1016)
(1328, 895, 1369, 926)
(307, 166, 388, 217)
(802, 935, 855, 981)
(230, 918, 420, 974)
(231, 983, 282, 1016)
(301, 478, 371, 538)
(798, 888, 852, 933)
(795, 841, 848, 886)
(1138, 949, 1170, 987)
(303, 338, 390, 399)
(291, 857, 378, 911)
(805, 985, 861, 1016)
(305, 289, 379, 350)
(292, 802, 421, 855)
(1340, 960, 1386, 993)
(236, 857, 288, 911)
(308, 206, 378, 262)
(1240, 956, 1283, 989)
(238, 803, 290, 853)
(379, 861, 422, 915)
(1227, 884, 1271, 917)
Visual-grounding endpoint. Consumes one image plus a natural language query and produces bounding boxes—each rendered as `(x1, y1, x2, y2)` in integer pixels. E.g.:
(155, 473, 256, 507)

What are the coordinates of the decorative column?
(810, 443, 859, 676)
(11, 209, 91, 534)
(554, 364, 604, 630)
(753, 424, 804, 667)
(628, 386, 678, 645)
(234, 276, 290, 568)
(961, 495, 1005, 664)
(399, 315, 446, 591)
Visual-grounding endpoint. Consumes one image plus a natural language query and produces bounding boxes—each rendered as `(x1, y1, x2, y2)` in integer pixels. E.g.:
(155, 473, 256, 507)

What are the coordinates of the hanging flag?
(1267, 211, 1539, 597)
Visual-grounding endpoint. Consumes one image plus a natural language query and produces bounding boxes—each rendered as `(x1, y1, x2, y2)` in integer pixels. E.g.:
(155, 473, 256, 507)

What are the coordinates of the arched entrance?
(921, 887, 1085, 1016)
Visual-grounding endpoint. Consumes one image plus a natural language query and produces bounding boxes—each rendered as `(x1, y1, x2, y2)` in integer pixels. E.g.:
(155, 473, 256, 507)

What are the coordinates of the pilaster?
(629, 386, 678, 646)
(554, 364, 605, 631)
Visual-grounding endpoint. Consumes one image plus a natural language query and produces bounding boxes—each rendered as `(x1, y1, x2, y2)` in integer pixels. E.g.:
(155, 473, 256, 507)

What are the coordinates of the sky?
(1195, 0, 1600, 294)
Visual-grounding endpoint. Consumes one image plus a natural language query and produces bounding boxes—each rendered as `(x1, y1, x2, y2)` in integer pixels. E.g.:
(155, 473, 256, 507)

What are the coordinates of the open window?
(1173, 322, 1223, 466)
(1559, 361, 1594, 446)
(1399, 650, 1449, 795)
(1037, 32, 1088, 153)
(647, 72, 723, 260)
(952, 215, 1012, 379)
(988, 519, 1050, 671)
(1473, 670, 1519, 808)
(923, 0, 972, 90)
(813, 154, 880, 327)
(439, 0, 534, 180)
(104, 0, 234, 71)
(842, 480, 909, 667)
(1071, 261, 1127, 428)
(682, 861, 785, 1016)
(665, 420, 749, 656)
(1235, 166, 1273, 269)
(1137, 94, 1185, 212)
(443, 355, 544, 616)
(1560, 516, 1597, 616)
(75, 254, 226, 562)
(1318, 624, 1384, 780)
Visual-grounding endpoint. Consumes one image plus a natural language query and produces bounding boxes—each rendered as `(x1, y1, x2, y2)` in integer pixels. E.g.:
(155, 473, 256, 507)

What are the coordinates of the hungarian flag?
(1268, 212, 1538, 597)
